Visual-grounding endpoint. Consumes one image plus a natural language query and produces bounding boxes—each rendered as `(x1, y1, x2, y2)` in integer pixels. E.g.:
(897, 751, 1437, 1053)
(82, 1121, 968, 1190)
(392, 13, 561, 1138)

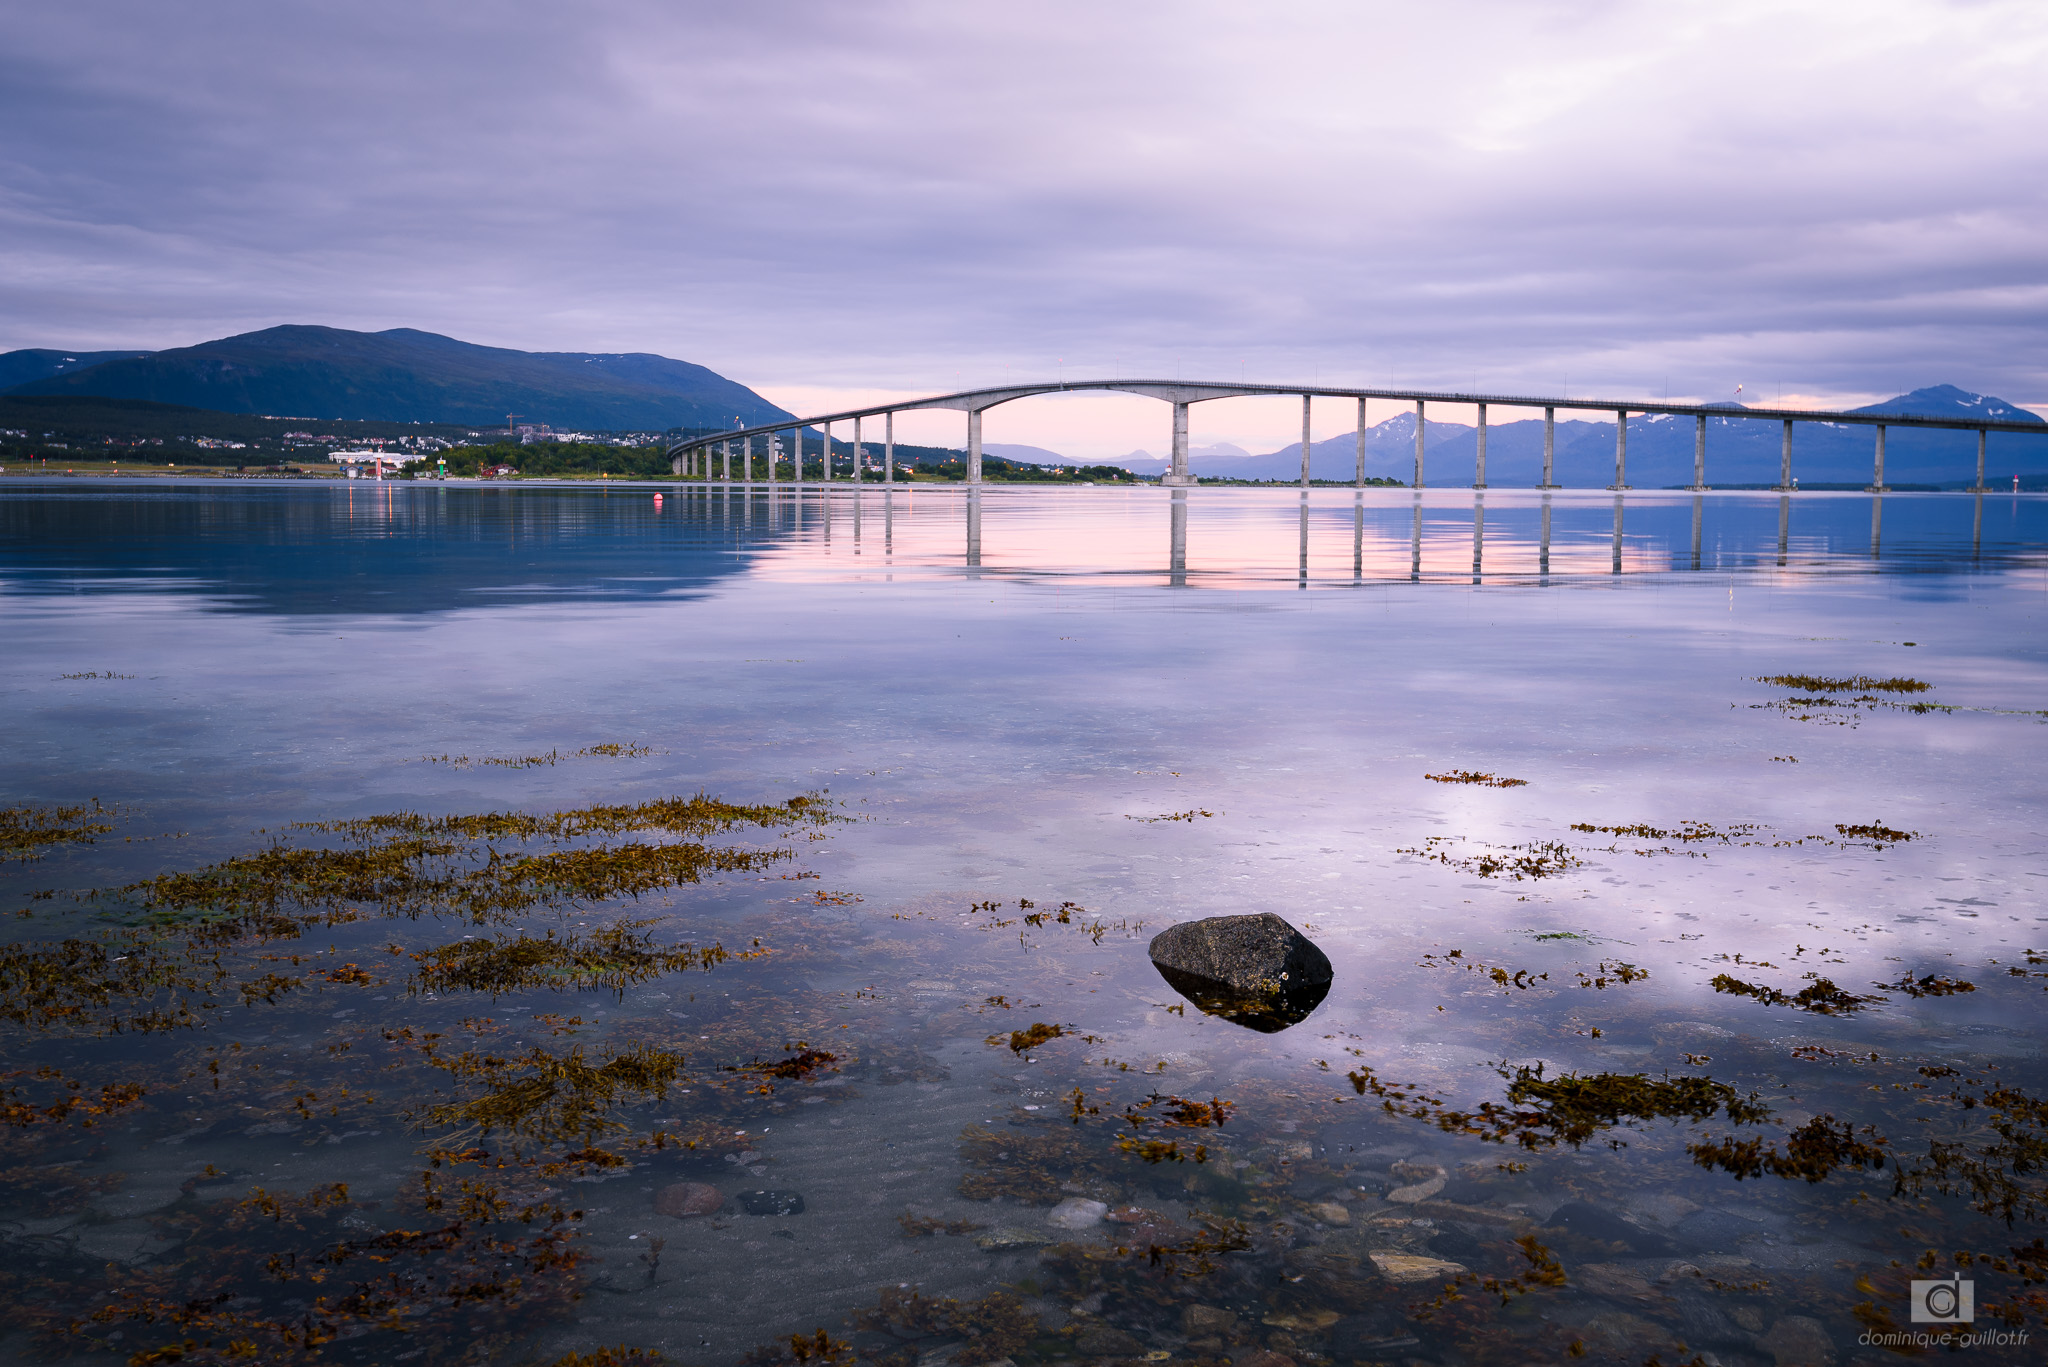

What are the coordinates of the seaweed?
(0, 933, 229, 1034)
(1420, 950, 1547, 992)
(1574, 961, 1647, 989)
(424, 1040, 689, 1144)
(1345, 1060, 1770, 1151)
(1894, 1080, 2048, 1226)
(1835, 821, 1918, 846)
(1122, 1093, 1233, 1128)
(1569, 820, 1759, 843)
(1127, 809, 1220, 822)
(546, 1350, 667, 1367)
(852, 1285, 1036, 1365)
(1399, 836, 1581, 880)
(127, 792, 830, 934)
(956, 1123, 1118, 1203)
(1111, 1133, 1207, 1163)
(727, 1047, 839, 1094)
(1688, 1114, 1890, 1183)
(1756, 674, 1931, 693)
(421, 743, 659, 769)
(0, 799, 115, 863)
(1424, 771, 1528, 787)
(412, 920, 754, 998)
(1408, 1234, 1567, 1321)
(0, 1180, 586, 1365)
(992, 1022, 1067, 1054)
(1139, 1213, 1253, 1276)
(1712, 973, 1881, 1015)
(1884, 970, 1976, 998)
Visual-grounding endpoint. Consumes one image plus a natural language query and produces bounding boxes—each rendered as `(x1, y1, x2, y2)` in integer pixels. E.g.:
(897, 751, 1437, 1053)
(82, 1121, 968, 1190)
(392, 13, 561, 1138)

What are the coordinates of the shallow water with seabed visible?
(2, 480, 2045, 1367)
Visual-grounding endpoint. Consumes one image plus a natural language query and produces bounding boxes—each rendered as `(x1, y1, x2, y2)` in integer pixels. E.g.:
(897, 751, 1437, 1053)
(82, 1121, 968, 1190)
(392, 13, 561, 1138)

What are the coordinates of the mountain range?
(1, 326, 791, 432)
(1114, 386, 2045, 485)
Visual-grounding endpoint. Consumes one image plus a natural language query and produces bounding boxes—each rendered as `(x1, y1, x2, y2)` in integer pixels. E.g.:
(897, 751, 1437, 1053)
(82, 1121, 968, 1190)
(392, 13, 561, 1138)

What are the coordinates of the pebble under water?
(1, 480, 2045, 1367)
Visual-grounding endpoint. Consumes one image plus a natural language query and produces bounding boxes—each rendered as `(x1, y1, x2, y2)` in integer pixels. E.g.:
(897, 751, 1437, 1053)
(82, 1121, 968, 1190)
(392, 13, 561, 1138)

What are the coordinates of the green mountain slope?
(0, 348, 154, 391)
(7, 326, 790, 432)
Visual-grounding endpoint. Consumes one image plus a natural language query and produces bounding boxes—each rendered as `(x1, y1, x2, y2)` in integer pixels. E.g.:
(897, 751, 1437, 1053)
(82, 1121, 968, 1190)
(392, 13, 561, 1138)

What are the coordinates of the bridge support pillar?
(1689, 414, 1708, 490)
(1301, 395, 1313, 487)
(1867, 425, 1888, 492)
(1775, 420, 1794, 492)
(722, 441, 731, 482)
(742, 435, 752, 483)
(1169, 488, 1187, 586)
(967, 411, 982, 485)
(1162, 401, 1194, 485)
(671, 454, 684, 477)
(853, 416, 864, 486)
(821, 421, 832, 483)
(1412, 400, 1425, 489)
(1608, 411, 1630, 490)
(1973, 428, 1988, 492)
(1473, 402, 1488, 488)
(1538, 407, 1557, 488)
(1354, 397, 1367, 487)
(884, 412, 894, 484)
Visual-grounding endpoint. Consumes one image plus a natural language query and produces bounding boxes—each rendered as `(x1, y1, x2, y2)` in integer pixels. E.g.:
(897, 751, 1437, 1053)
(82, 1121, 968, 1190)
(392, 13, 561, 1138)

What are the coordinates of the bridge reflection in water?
(659, 485, 2038, 589)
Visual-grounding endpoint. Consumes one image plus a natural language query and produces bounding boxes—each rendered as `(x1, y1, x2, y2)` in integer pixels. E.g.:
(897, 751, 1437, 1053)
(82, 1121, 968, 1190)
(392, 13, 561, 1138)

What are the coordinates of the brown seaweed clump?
(1399, 836, 1581, 880)
(545, 1349, 668, 1367)
(412, 919, 756, 998)
(1346, 1060, 1771, 1152)
(0, 800, 115, 863)
(956, 1122, 1118, 1203)
(425, 1040, 690, 1145)
(1834, 821, 1918, 846)
(1756, 674, 1932, 693)
(1712, 973, 1881, 1015)
(1884, 970, 1976, 998)
(126, 792, 833, 936)
(0, 1180, 586, 1366)
(0, 933, 232, 1034)
(851, 1285, 1037, 1366)
(991, 1021, 1068, 1054)
(1689, 1114, 1890, 1183)
(1424, 771, 1529, 787)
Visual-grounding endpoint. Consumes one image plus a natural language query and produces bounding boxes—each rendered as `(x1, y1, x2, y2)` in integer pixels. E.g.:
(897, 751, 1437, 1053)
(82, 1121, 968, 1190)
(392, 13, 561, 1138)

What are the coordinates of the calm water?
(2, 480, 2045, 1367)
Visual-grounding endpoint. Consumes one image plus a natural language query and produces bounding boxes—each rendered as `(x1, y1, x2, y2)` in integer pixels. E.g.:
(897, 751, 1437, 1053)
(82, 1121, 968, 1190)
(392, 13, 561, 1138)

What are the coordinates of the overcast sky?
(5, 0, 2045, 454)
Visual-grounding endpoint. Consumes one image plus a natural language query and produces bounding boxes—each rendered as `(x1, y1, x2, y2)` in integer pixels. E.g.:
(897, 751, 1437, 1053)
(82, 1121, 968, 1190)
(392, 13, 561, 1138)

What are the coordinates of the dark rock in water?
(1074, 1326, 1144, 1357)
(1428, 1227, 1484, 1262)
(1673, 1204, 1780, 1248)
(1329, 1311, 1417, 1360)
(740, 1189, 805, 1216)
(1543, 1200, 1675, 1255)
(1148, 913, 1333, 1033)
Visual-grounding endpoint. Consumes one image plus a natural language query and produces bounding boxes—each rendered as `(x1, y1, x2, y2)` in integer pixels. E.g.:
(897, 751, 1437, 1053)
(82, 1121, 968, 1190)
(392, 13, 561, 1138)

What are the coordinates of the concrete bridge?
(667, 379, 2046, 492)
